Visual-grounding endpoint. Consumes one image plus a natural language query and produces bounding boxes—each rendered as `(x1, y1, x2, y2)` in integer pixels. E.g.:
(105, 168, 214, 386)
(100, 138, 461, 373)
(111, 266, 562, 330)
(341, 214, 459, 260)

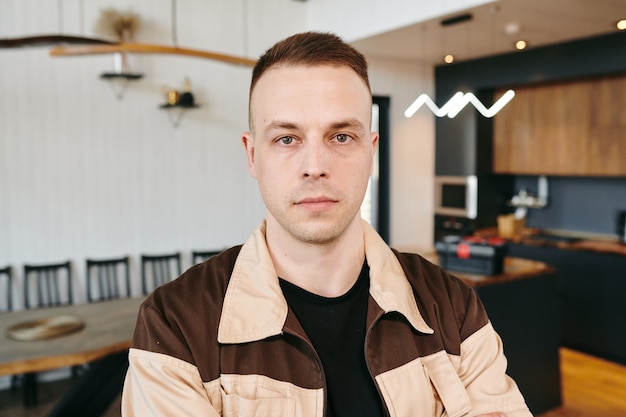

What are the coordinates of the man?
(122, 32, 532, 417)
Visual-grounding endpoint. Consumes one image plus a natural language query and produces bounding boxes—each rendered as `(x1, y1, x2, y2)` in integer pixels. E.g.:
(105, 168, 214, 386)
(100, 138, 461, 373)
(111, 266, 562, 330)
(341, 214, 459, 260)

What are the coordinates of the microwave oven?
(434, 175, 478, 219)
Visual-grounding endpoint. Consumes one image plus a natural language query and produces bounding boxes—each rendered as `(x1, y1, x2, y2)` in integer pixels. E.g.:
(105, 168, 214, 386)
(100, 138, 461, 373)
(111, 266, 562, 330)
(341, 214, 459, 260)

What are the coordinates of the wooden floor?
(0, 348, 625, 417)
(537, 348, 626, 417)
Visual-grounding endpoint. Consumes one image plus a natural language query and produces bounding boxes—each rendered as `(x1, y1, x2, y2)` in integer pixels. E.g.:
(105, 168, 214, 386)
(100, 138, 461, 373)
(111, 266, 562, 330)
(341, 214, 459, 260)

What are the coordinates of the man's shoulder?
(391, 249, 474, 301)
(144, 245, 243, 312)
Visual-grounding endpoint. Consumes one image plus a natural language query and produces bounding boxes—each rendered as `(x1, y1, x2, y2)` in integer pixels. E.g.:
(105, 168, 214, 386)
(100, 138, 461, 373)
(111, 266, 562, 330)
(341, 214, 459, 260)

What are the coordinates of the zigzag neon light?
(404, 89, 515, 118)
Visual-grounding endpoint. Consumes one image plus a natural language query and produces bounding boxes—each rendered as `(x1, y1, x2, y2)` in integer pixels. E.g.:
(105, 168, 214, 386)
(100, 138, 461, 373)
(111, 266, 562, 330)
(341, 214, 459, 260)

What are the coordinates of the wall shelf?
(100, 72, 143, 100)
(159, 103, 199, 128)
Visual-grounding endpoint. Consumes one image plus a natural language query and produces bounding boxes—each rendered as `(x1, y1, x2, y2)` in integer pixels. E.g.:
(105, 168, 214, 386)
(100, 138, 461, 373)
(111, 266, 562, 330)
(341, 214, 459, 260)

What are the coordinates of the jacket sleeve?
(458, 290, 534, 417)
(121, 303, 222, 417)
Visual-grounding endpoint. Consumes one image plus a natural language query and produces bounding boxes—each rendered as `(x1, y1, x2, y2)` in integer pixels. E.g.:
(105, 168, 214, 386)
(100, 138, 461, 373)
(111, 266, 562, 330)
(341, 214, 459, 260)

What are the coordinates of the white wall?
(0, 0, 436, 310)
(368, 57, 435, 253)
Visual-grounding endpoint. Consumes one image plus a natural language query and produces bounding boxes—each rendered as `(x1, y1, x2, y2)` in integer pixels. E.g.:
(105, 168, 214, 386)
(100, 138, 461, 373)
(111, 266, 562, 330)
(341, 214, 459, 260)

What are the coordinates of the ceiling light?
(515, 40, 527, 50)
(504, 22, 520, 35)
(444, 54, 455, 64)
(617, 20, 626, 30)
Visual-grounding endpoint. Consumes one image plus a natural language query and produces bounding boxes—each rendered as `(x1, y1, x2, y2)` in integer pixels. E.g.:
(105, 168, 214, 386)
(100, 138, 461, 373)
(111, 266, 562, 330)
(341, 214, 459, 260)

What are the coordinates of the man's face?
(243, 65, 379, 245)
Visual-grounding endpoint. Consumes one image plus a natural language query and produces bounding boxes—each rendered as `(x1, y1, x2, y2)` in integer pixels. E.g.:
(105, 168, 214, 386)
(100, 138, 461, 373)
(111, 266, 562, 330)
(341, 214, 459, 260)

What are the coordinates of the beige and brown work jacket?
(122, 220, 532, 417)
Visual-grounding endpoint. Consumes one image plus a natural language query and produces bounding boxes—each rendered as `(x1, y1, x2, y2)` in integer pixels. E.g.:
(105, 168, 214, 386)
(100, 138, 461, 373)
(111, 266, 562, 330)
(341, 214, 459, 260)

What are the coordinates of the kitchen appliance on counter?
(618, 210, 626, 244)
(434, 175, 477, 219)
(433, 173, 513, 242)
(435, 235, 507, 275)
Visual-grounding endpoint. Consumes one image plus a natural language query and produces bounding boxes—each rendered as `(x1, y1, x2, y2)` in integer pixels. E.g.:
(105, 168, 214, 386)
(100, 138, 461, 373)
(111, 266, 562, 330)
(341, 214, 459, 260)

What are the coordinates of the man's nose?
(302, 139, 329, 178)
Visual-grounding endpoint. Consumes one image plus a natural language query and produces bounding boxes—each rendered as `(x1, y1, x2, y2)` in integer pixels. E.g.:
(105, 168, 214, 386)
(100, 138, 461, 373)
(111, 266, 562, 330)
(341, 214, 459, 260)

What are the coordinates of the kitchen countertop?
(474, 227, 626, 257)
(422, 253, 554, 288)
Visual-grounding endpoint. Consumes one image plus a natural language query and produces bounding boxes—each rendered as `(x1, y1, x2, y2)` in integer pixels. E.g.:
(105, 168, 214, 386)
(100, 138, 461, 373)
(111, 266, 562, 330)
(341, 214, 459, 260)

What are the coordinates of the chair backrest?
(23, 261, 72, 309)
(0, 265, 13, 312)
(191, 250, 221, 265)
(86, 256, 131, 302)
(140, 252, 181, 295)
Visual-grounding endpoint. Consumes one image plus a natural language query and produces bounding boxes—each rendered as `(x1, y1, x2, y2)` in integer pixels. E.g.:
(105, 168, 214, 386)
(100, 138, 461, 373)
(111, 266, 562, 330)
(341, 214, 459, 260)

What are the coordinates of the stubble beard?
(270, 202, 362, 246)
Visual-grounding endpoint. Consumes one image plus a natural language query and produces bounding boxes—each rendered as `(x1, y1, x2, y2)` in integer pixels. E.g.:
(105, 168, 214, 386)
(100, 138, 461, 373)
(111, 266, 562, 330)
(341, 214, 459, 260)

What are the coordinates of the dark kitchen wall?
(435, 31, 626, 236)
(514, 176, 626, 235)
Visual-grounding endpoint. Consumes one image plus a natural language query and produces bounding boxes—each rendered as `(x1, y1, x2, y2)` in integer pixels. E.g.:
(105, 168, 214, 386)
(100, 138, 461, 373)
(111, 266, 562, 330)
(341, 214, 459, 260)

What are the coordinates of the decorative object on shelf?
(159, 77, 199, 128)
(94, 8, 140, 43)
(94, 8, 144, 100)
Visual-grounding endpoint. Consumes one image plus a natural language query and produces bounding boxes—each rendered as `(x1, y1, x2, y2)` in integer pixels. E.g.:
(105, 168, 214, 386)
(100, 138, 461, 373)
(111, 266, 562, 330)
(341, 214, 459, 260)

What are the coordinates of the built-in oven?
(434, 175, 478, 219)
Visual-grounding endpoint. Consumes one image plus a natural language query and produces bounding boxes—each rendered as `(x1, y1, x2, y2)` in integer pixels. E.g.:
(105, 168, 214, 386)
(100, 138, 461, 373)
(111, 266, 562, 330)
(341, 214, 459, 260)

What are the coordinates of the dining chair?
(191, 249, 221, 265)
(23, 261, 73, 309)
(85, 256, 131, 302)
(20, 261, 74, 406)
(0, 265, 13, 313)
(140, 252, 181, 295)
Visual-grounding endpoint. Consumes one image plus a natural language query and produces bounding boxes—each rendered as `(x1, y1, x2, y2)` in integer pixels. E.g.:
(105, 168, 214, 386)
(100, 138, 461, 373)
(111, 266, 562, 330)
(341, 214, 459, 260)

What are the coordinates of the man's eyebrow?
(329, 118, 366, 131)
(263, 121, 300, 136)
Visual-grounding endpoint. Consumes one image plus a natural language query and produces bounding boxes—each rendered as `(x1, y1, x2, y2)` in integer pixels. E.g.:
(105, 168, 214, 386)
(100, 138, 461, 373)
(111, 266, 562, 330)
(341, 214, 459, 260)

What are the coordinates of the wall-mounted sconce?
(100, 52, 143, 100)
(159, 77, 199, 128)
(404, 90, 515, 118)
(95, 9, 143, 100)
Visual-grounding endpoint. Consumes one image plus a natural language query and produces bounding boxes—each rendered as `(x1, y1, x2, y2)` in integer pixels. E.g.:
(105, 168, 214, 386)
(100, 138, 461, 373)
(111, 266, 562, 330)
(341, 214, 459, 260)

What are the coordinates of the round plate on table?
(6, 315, 85, 341)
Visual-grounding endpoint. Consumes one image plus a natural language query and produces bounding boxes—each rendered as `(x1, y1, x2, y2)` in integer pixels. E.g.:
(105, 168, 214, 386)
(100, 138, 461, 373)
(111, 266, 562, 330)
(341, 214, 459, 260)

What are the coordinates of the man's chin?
(277, 217, 337, 244)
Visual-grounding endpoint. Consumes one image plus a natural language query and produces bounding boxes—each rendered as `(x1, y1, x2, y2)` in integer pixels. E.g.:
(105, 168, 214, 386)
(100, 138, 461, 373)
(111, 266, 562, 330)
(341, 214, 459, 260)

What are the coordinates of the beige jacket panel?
(122, 349, 222, 417)
(124, 348, 325, 417)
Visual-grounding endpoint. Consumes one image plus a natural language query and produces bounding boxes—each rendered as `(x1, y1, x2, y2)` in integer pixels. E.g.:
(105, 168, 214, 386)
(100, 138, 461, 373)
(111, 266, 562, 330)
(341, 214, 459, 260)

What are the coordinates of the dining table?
(0, 296, 144, 376)
(0, 296, 145, 416)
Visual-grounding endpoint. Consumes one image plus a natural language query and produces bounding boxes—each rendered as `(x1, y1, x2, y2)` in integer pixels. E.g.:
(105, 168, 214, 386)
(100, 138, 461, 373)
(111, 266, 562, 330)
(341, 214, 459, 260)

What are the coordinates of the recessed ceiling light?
(617, 19, 626, 30)
(505, 22, 521, 35)
(515, 40, 527, 50)
(444, 54, 455, 64)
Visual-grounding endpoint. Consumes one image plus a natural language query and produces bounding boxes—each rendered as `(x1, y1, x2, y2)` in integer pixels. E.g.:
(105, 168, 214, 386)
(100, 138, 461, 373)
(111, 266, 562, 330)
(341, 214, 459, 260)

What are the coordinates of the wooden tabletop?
(0, 296, 144, 376)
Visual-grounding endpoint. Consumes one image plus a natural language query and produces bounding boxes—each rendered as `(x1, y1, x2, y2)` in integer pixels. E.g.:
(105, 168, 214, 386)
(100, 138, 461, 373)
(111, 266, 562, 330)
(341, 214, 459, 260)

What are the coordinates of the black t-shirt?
(279, 263, 385, 417)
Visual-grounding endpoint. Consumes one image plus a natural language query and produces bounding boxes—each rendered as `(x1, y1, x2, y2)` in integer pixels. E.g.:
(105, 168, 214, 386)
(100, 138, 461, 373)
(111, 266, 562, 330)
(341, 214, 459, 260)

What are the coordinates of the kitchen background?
(435, 30, 626, 237)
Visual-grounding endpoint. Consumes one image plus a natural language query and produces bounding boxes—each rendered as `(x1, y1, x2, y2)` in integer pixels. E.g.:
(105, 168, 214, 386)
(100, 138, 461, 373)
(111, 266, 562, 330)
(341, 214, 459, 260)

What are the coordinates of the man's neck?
(265, 216, 366, 298)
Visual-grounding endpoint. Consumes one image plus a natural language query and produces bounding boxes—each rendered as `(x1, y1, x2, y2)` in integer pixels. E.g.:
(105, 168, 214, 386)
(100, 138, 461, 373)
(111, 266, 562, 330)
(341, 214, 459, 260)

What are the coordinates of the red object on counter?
(457, 243, 471, 259)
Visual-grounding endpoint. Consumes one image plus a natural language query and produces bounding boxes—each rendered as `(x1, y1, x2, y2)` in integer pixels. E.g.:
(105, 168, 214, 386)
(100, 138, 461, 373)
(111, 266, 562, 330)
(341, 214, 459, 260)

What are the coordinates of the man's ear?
(369, 132, 380, 175)
(241, 132, 257, 179)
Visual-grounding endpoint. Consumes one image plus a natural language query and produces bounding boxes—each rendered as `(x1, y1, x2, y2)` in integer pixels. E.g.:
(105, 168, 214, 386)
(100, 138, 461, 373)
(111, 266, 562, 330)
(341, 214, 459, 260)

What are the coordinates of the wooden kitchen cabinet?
(493, 73, 626, 176)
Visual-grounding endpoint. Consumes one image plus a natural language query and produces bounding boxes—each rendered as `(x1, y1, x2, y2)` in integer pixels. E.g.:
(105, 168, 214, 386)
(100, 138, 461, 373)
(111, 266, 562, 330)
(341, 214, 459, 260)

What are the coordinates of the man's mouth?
(295, 196, 338, 210)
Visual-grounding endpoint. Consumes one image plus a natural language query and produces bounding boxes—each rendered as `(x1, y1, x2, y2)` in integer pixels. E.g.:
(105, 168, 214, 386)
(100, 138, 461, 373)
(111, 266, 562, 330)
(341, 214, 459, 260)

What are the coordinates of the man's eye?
(335, 134, 351, 143)
(279, 136, 294, 145)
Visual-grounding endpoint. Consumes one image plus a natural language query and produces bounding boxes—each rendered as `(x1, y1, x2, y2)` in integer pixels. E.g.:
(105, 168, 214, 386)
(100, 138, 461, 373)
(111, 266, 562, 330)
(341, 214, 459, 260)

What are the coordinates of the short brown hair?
(248, 32, 370, 127)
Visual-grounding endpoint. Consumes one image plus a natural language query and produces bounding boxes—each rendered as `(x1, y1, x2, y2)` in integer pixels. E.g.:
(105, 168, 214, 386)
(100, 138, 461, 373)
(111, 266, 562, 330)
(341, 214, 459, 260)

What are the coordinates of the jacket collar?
(217, 220, 433, 344)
